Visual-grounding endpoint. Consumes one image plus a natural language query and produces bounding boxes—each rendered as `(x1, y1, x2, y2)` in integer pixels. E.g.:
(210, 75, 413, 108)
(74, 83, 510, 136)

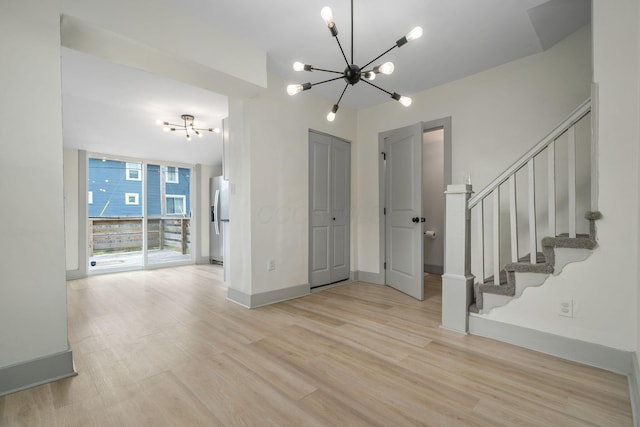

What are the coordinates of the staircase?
(470, 211, 601, 314)
(442, 99, 597, 321)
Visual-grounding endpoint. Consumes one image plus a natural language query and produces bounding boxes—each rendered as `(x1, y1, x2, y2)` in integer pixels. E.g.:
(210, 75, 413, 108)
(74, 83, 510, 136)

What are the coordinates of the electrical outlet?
(267, 258, 275, 271)
(558, 300, 573, 318)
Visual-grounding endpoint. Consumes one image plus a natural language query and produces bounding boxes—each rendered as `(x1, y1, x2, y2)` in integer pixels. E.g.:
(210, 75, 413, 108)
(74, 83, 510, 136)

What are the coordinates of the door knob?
(411, 217, 419, 223)
(421, 217, 426, 223)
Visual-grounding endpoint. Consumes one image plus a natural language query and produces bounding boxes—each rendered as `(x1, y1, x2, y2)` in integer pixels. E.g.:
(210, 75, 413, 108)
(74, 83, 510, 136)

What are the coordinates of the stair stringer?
(479, 249, 594, 315)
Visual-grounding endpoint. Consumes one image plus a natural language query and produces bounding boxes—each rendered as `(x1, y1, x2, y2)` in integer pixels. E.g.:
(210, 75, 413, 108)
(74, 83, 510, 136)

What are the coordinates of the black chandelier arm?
(351, 0, 354, 64)
(361, 79, 393, 96)
(336, 83, 349, 106)
(361, 44, 398, 70)
(311, 76, 345, 87)
(334, 36, 350, 66)
(309, 67, 343, 75)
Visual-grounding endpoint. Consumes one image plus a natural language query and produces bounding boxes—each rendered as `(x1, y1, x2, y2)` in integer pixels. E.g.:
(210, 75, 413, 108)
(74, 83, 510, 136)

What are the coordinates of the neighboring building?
(88, 158, 191, 218)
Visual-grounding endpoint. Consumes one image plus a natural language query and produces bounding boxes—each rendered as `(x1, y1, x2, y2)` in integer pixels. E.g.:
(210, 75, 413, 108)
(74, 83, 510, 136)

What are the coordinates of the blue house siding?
(88, 159, 143, 217)
(88, 159, 191, 217)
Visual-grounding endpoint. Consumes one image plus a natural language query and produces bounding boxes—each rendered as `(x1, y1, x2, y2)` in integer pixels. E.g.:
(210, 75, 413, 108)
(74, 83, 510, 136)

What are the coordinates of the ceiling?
(61, 0, 590, 165)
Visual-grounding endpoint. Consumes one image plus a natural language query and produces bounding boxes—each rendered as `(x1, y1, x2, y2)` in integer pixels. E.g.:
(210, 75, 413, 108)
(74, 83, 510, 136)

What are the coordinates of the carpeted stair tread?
(541, 236, 597, 250)
(478, 283, 515, 296)
(469, 303, 479, 314)
(505, 262, 554, 274)
(585, 211, 602, 220)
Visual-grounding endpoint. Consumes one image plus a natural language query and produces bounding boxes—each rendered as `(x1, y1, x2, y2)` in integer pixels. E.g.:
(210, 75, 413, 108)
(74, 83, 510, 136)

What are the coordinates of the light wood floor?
(0, 265, 632, 426)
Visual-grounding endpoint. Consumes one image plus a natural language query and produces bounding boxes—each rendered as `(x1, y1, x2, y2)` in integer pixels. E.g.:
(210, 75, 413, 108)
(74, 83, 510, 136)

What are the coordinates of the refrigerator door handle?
(213, 189, 220, 235)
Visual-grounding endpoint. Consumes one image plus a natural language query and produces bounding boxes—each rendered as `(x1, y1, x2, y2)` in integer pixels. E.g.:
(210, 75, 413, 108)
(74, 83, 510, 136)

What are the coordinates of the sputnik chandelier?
(156, 114, 220, 141)
(287, 0, 423, 121)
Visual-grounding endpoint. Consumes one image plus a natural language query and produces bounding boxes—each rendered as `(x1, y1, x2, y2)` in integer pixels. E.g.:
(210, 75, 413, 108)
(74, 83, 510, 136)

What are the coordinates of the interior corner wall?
(64, 148, 80, 271)
(355, 24, 592, 276)
(231, 73, 357, 297)
(0, 2, 70, 367)
(471, 2, 640, 352)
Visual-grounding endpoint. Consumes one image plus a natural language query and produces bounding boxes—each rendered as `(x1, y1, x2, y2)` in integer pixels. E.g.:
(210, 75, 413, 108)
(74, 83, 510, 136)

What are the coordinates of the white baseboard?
(469, 315, 633, 375)
(356, 270, 385, 285)
(0, 349, 76, 397)
(227, 283, 310, 308)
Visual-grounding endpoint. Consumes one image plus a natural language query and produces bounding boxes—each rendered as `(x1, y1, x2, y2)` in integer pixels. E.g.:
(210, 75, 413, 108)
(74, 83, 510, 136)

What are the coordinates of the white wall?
(356, 25, 592, 275)
(0, 2, 70, 367)
(480, 2, 640, 351)
(226, 73, 357, 296)
(64, 149, 80, 271)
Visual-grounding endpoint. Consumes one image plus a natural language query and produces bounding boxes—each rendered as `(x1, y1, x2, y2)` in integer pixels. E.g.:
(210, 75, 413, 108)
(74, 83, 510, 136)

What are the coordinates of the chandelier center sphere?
(344, 64, 361, 85)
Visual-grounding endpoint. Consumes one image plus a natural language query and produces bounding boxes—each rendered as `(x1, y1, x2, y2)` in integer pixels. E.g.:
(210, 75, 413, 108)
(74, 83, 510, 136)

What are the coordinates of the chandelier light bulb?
(327, 104, 339, 122)
(287, 84, 303, 96)
(293, 62, 305, 71)
(156, 119, 164, 125)
(186, 134, 191, 141)
(212, 128, 221, 133)
(162, 126, 170, 132)
(364, 71, 376, 81)
(399, 96, 412, 107)
(378, 62, 394, 75)
(406, 26, 423, 42)
(320, 7, 334, 26)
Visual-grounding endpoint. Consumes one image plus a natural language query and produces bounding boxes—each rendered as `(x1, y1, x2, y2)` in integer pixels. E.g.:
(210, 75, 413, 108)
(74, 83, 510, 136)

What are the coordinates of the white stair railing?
(442, 99, 592, 331)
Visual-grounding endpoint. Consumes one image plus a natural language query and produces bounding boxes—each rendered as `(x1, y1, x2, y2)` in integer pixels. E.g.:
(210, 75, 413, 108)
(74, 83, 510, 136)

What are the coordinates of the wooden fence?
(89, 217, 190, 255)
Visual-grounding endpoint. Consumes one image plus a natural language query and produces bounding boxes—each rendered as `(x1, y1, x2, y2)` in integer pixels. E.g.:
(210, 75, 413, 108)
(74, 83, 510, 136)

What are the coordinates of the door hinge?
(381, 152, 386, 160)
(384, 262, 387, 270)
(383, 207, 386, 215)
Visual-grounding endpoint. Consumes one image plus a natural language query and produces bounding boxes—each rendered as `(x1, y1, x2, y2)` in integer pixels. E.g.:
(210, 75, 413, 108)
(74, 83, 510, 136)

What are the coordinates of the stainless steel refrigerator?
(210, 176, 229, 264)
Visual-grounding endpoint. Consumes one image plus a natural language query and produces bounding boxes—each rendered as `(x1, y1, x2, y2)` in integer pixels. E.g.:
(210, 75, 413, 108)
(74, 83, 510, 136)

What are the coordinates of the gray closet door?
(310, 131, 350, 287)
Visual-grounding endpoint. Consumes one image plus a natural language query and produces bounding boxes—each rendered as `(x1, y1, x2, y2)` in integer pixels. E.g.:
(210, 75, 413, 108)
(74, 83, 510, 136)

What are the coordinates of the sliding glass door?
(87, 156, 193, 273)
(146, 164, 191, 265)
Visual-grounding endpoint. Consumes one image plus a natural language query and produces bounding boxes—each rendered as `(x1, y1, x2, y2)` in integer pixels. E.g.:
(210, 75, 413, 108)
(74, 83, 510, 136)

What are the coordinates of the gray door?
(385, 124, 424, 300)
(309, 131, 350, 287)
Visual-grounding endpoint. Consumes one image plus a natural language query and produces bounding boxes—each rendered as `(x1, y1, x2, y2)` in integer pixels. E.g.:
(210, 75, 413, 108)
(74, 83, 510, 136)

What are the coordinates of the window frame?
(125, 162, 142, 181)
(165, 194, 186, 215)
(165, 166, 179, 184)
(125, 192, 140, 205)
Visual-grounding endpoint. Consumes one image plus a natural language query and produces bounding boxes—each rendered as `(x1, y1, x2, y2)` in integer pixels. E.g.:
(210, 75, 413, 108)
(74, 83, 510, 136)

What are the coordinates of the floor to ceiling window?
(87, 156, 193, 273)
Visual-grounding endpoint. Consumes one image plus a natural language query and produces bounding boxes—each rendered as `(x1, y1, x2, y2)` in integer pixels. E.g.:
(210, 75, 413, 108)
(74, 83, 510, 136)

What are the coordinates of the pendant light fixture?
(287, 0, 423, 121)
(156, 114, 221, 141)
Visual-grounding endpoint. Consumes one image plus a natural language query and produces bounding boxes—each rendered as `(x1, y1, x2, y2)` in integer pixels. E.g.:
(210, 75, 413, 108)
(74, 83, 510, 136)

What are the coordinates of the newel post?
(442, 184, 475, 333)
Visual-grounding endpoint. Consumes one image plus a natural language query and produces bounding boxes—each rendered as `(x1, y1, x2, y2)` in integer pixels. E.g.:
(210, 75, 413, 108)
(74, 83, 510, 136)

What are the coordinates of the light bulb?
(399, 96, 412, 107)
(293, 62, 305, 71)
(197, 131, 203, 138)
(320, 7, 333, 26)
(378, 62, 394, 75)
(327, 104, 339, 122)
(287, 84, 303, 96)
(162, 126, 170, 132)
(212, 128, 221, 133)
(186, 134, 191, 141)
(156, 119, 164, 125)
(406, 26, 423, 42)
(364, 71, 376, 81)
